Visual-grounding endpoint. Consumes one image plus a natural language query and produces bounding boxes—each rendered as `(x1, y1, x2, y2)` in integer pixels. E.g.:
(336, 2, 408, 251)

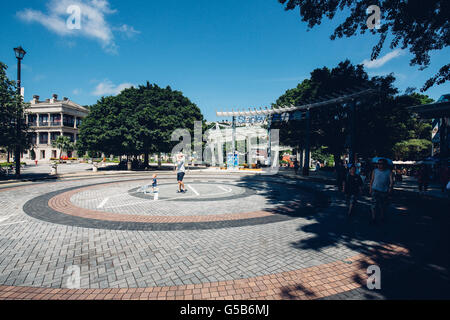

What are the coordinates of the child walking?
(143, 174, 158, 194)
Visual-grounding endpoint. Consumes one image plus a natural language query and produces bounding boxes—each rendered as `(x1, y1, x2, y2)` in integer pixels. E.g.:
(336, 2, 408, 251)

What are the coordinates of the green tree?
(0, 62, 32, 171)
(392, 139, 432, 161)
(273, 60, 433, 162)
(77, 82, 204, 167)
(278, 0, 449, 91)
(52, 135, 75, 162)
(272, 60, 378, 162)
(311, 146, 334, 166)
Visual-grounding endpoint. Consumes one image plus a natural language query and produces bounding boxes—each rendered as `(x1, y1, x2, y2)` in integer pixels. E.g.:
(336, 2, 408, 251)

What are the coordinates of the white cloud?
(115, 24, 141, 39)
(362, 49, 404, 69)
(16, 0, 136, 54)
(72, 88, 82, 95)
(92, 79, 134, 96)
(33, 74, 47, 82)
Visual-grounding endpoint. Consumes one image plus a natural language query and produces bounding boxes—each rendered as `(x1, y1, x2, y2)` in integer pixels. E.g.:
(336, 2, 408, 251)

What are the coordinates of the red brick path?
(48, 183, 273, 223)
(0, 245, 409, 300)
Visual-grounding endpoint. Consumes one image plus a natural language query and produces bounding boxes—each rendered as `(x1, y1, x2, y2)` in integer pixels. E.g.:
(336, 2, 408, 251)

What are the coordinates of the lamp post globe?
(14, 46, 27, 60)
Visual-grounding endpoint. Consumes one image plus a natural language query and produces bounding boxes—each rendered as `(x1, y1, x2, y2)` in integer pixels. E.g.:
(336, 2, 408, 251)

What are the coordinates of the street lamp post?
(14, 46, 26, 176)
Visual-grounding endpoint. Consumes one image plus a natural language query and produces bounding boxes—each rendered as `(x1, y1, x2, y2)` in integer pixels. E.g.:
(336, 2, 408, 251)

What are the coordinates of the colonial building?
(21, 94, 89, 162)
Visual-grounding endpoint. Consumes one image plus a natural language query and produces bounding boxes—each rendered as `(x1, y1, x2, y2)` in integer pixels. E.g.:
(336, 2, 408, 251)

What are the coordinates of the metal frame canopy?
(407, 100, 450, 119)
(407, 98, 450, 161)
(216, 87, 376, 117)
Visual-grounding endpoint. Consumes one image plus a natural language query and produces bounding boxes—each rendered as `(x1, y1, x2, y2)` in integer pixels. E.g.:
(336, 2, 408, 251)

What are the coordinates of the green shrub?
(1, 162, 26, 167)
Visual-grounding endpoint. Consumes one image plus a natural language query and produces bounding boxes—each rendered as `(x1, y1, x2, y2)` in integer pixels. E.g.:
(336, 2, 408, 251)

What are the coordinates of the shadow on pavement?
(236, 174, 450, 299)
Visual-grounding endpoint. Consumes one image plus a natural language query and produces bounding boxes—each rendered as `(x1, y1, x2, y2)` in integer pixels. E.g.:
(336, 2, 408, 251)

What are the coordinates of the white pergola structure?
(205, 122, 291, 167)
(215, 87, 377, 170)
(205, 123, 264, 166)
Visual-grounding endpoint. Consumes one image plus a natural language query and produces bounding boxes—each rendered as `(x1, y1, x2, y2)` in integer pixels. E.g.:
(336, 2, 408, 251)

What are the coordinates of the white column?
(217, 140, 223, 165)
(247, 134, 252, 165)
(210, 140, 216, 167)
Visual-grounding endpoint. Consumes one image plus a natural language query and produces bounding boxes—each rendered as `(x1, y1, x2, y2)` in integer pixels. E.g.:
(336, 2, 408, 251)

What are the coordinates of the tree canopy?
(77, 82, 204, 159)
(272, 60, 433, 161)
(0, 62, 32, 158)
(278, 0, 449, 91)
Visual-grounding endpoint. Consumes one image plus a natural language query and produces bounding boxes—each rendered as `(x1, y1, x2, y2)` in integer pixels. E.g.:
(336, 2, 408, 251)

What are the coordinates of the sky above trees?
(1, 0, 448, 121)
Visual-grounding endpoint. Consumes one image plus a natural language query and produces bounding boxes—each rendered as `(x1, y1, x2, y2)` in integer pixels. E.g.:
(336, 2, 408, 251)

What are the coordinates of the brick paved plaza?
(0, 171, 449, 300)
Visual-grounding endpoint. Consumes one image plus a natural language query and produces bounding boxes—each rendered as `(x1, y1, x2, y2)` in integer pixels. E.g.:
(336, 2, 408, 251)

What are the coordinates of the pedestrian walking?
(174, 152, 187, 193)
(336, 161, 346, 192)
(293, 159, 299, 175)
(369, 158, 394, 224)
(151, 174, 158, 192)
(438, 162, 449, 193)
(343, 164, 363, 217)
(416, 164, 430, 195)
(142, 173, 158, 195)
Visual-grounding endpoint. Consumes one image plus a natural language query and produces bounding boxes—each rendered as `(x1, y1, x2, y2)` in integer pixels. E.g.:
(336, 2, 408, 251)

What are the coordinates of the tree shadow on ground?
(236, 174, 450, 299)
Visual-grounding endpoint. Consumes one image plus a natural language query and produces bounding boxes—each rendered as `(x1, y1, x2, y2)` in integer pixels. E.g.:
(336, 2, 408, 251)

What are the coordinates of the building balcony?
(50, 121, 62, 126)
(39, 121, 49, 127)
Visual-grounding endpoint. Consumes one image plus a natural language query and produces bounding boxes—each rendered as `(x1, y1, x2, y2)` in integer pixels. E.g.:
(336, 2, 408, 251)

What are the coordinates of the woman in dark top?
(343, 164, 363, 217)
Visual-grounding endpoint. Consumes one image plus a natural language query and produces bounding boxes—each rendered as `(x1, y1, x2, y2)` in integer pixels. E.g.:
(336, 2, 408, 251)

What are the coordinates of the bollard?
(153, 188, 159, 200)
(92, 164, 98, 172)
(51, 163, 58, 175)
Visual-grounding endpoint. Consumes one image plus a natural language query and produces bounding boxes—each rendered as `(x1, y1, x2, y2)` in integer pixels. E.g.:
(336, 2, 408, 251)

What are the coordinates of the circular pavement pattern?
(0, 174, 409, 300)
(23, 177, 329, 230)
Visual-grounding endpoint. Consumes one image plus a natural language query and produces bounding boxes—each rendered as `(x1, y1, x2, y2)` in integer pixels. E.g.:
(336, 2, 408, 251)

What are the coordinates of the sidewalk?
(278, 167, 449, 200)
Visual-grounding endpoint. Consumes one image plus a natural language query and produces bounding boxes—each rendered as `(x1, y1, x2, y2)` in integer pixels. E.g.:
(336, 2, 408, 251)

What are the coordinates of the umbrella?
(371, 157, 393, 166)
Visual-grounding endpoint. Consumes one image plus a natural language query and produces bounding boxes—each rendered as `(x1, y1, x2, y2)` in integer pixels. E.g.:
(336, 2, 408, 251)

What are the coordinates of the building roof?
(29, 95, 88, 115)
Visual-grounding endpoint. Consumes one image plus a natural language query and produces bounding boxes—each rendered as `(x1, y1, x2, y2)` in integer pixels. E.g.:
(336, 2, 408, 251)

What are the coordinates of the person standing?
(336, 161, 346, 192)
(369, 158, 394, 224)
(316, 161, 321, 171)
(174, 152, 187, 193)
(293, 159, 299, 175)
(416, 164, 429, 195)
(343, 164, 363, 217)
(438, 162, 449, 193)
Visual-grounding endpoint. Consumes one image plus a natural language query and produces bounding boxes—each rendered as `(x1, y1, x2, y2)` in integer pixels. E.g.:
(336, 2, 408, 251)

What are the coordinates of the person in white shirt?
(174, 152, 187, 193)
(369, 158, 394, 224)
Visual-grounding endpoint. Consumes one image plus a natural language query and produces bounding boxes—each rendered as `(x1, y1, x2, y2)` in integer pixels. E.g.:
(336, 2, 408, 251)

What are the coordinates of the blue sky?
(1, 0, 449, 121)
